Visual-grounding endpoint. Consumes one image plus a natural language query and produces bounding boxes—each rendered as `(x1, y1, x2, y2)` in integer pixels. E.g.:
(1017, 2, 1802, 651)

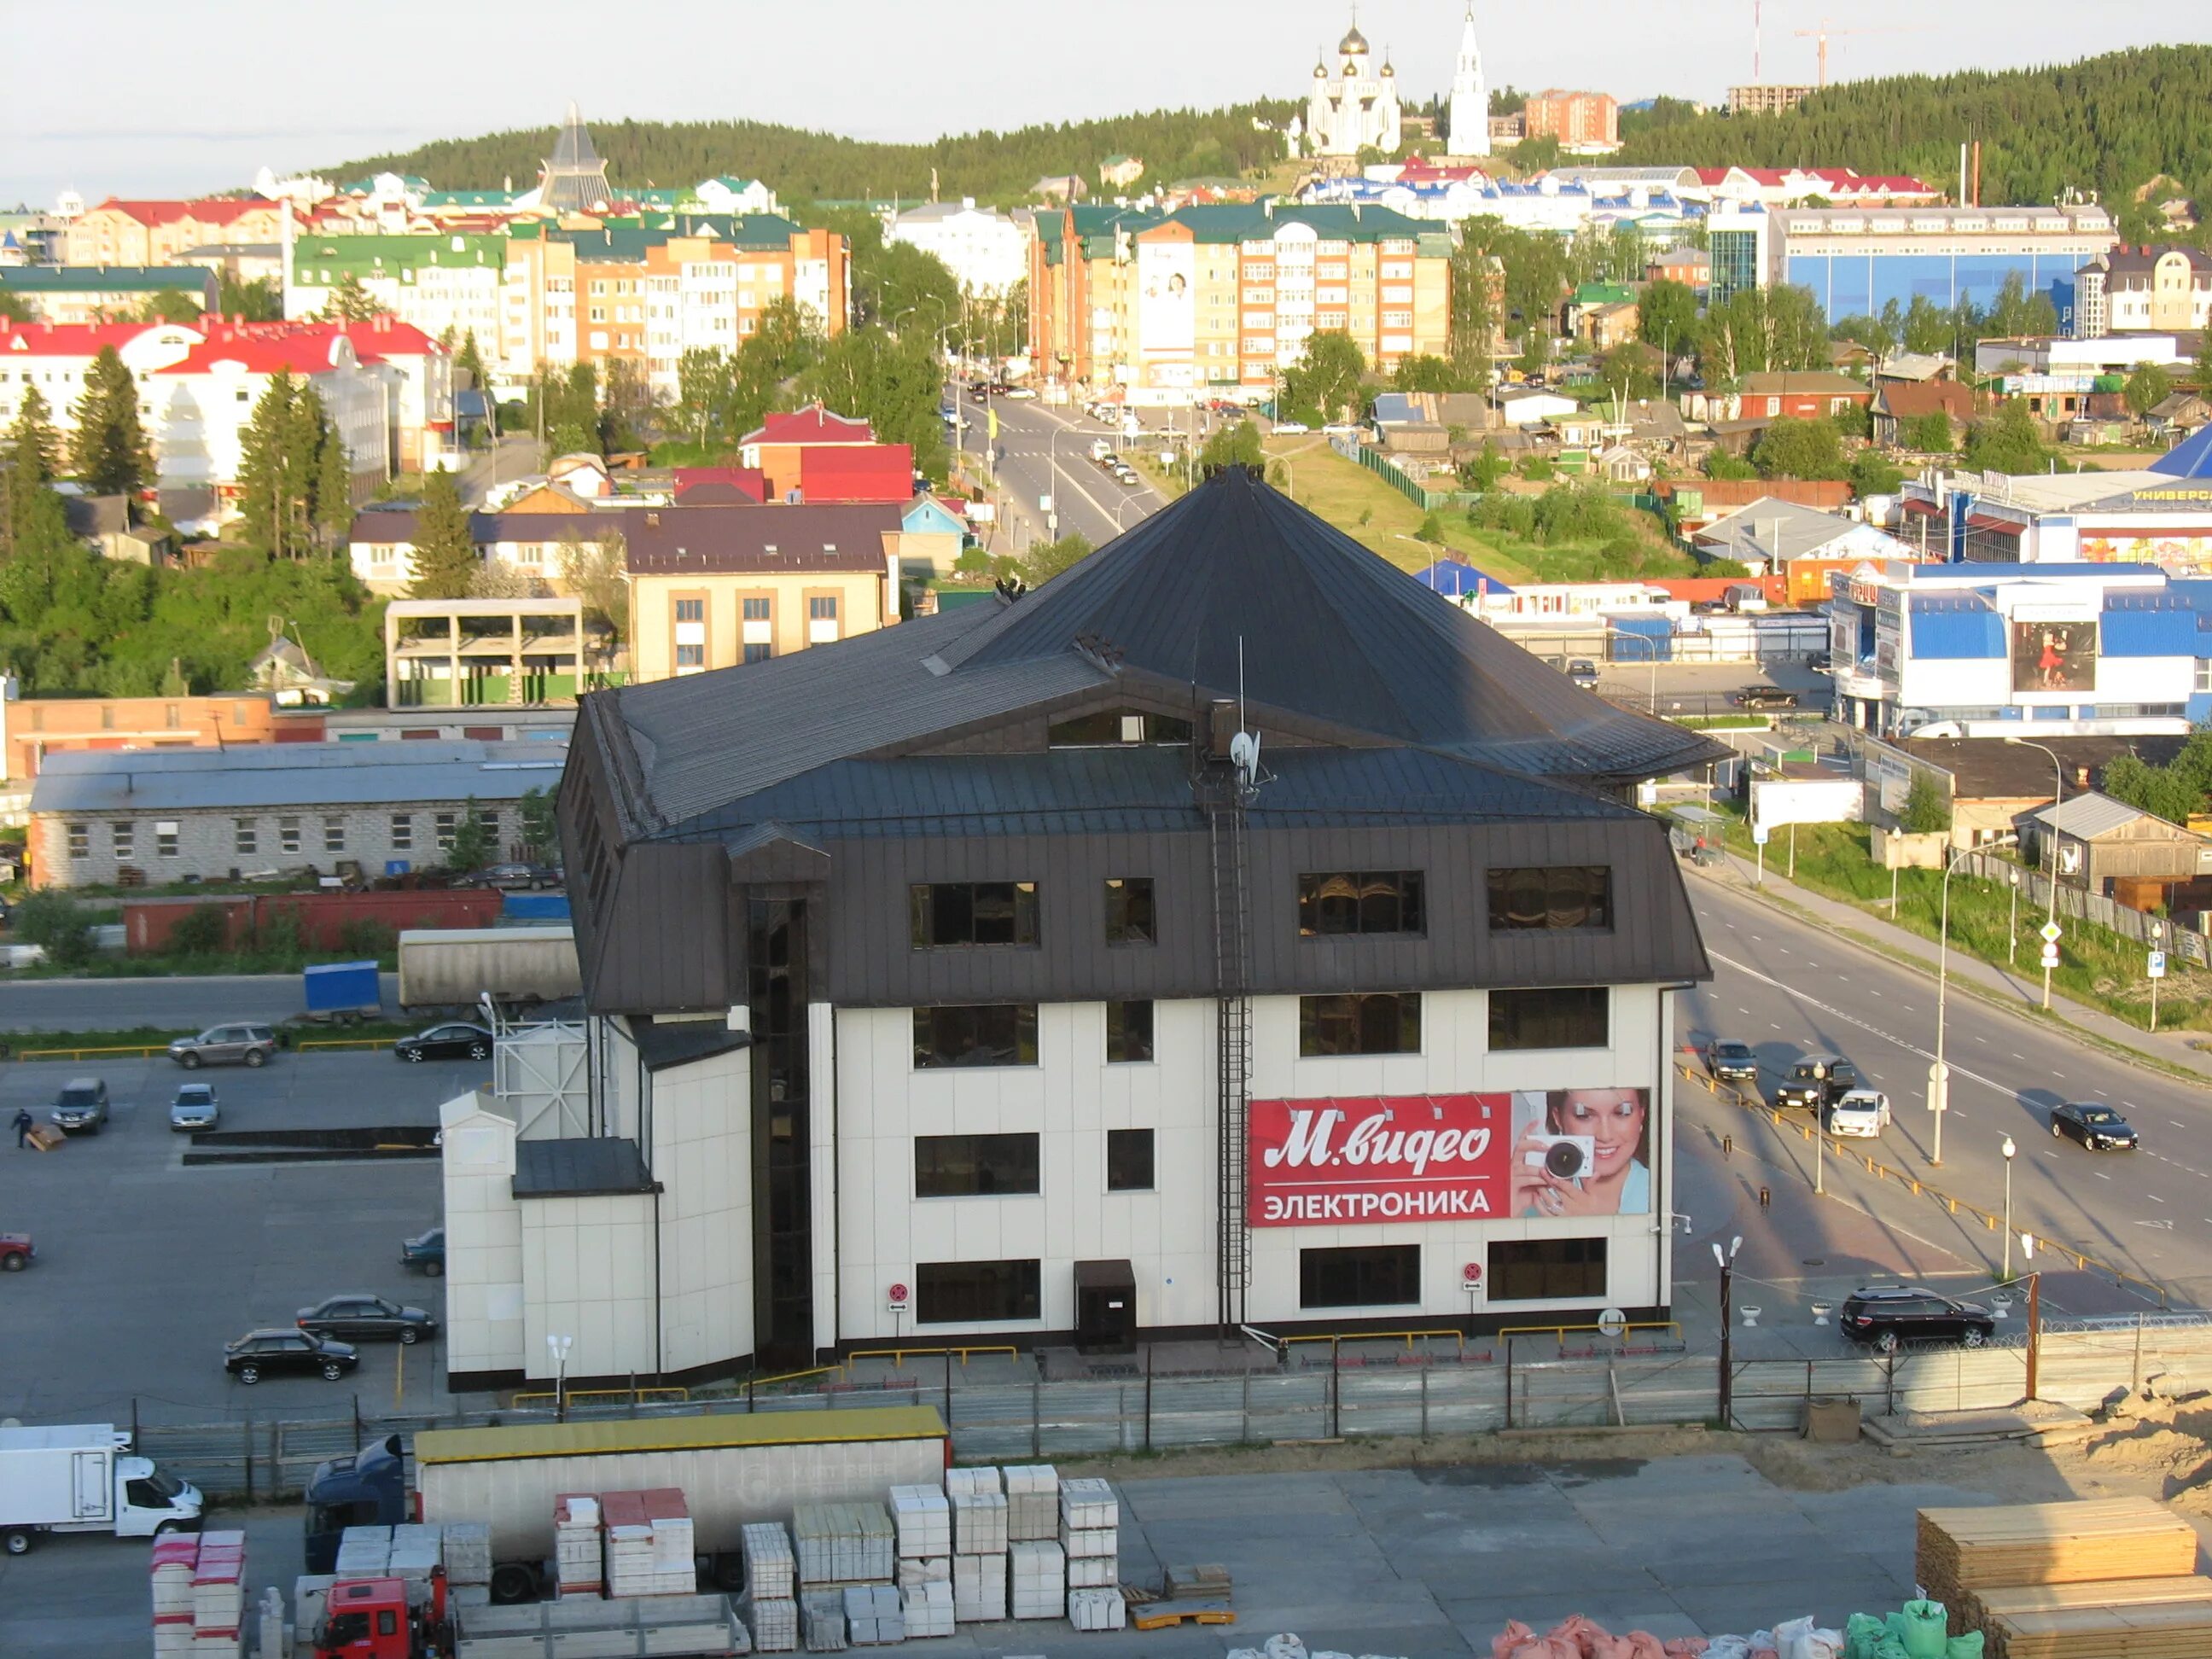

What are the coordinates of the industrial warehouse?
(438, 467, 1723, 1388)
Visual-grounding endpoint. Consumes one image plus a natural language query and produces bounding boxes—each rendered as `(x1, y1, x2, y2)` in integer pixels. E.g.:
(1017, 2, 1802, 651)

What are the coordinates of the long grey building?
(448, 469, 1720, 1387)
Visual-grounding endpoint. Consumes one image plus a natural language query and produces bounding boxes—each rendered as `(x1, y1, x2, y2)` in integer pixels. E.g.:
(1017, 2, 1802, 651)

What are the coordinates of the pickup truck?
(0, 1231, 33, 1272)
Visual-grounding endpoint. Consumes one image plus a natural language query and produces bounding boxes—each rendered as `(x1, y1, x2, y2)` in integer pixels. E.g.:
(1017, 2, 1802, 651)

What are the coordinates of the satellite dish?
(1229, 730, 1261, 778)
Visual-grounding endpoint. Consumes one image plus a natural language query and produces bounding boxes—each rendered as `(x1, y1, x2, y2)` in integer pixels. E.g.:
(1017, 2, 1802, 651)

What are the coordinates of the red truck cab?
(312, 1573, 448, 1659)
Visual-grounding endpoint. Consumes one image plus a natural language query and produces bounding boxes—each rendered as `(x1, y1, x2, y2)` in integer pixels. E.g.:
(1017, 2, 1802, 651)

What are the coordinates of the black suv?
(1708, 1039, 1761, 1083)
(224, 1329, 360, 1384)
(1773, 1054, 1856, 1112)
(1839, 1286, 1995, 1353)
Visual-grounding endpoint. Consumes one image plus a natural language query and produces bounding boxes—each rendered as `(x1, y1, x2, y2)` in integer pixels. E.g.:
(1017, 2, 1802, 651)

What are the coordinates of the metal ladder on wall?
(1208, 789, 1253, 1335)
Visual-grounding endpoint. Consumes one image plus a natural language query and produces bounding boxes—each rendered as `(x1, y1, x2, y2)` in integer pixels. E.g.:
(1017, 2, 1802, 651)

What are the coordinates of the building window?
(67, 823, 89, 859)
(916, 1259, 1041, 1324)
(912, 1004, 1039, 1068)
(234, 820, 256, 856)
(743, 643, 771, 665)
(111, 821, 136, 860)
(915, 1133, 1040, 1197)
(1103, 877, 1155, 945)
(1299, 992, 1421, 1057)
(1487, 866, 1613, 931)
(1300, 1244, 1421, 1309)
(1106, 1000, 1154, 1063)
(1487, 987, 1609, 1051)
(809, 597, 838, 620)
(434, 812, 457, 851)
(674, 598, 704, 622)
(322, 816, 346, 853)
(676, 644, 705, 667)
(390, 813, 412, 851)
(1106, 1128, 1155, 1192)
(278, 817, 301, 855)
(155, 824, 179, 859)
(1298, 871, 1424, 937)
(909, 882, 1039, 948)
(476, 807, 500, 841)
(1047, 708, 1193, 748)
(1488, 1237, 1608, 1301)
(742, 598, 770, 620)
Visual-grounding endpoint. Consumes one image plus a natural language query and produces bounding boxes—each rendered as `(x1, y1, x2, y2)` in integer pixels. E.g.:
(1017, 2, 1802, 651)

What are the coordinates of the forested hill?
(1619, 46, 2212, 230)
(328, 102, 1297, 207)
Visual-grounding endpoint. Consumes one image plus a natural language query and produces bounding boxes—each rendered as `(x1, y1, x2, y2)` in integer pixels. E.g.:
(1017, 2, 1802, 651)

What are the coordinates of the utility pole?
(1713, 1235, 1742, 1429)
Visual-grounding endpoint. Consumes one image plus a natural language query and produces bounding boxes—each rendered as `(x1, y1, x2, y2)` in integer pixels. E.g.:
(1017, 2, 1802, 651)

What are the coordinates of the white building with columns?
(1301, 20, 1403, 158)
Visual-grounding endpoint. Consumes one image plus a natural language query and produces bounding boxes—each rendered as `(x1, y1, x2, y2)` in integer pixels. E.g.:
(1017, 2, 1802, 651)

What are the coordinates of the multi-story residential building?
(346, 506, 626, 595)
(1726, 84, 1817, 116)
(287, 234, 509, 351)
(0, 265, 217, 323)
(624, 502, 905, 682)
(1768, 204, 2119, 327)
(476, 468, 1719, 1384)
(2072, 246, 2212, 340)
(61, 198, 291, 267)
(1029, 201, 1451, 402)
(884, 200, 1029, 296)
(1522, 90, 1619, 150)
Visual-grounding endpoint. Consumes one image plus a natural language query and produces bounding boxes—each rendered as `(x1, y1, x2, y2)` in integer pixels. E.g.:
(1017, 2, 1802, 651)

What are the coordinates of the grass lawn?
(1707, 815, 2206, 1033)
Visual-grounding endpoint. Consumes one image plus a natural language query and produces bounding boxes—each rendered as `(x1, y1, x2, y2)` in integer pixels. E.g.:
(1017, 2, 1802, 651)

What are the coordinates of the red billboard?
(1248, 1095, 1511, 1226)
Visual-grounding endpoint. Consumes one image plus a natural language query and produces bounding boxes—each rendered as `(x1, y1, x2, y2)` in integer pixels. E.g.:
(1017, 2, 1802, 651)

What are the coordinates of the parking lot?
(0, 1049, 477, 1423)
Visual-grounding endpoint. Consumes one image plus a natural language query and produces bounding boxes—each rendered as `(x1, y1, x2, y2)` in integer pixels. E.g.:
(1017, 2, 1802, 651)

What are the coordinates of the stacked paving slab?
(946, 1466, 1010, 1622)
(602, 1488, 696, 1597)
(842, 1583, 905, 1645)
(553, 1493, 604, 1596)
(889, 1485, 954, 1636)
(793, 1502, 895, 1587)
(741, 1522, 799, 1653)
(1060, 1476, 1124, 1627)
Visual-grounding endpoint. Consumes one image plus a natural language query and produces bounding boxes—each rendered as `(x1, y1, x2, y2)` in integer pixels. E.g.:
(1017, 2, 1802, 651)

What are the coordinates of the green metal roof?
(1573, 282, 1635, 306)
(0, 265, 212, 293)
(514, 213, 805, 258)
(292, 234, 508, 280)
(423, 189, 519, 208)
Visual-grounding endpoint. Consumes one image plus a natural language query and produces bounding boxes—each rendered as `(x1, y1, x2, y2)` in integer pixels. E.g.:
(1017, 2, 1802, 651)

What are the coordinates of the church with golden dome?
(1297, 16, 1403, 158)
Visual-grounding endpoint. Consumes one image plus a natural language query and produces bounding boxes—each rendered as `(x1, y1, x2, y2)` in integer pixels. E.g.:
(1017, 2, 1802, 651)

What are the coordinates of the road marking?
(2150, 1192, 2167, 1202)
(2097, 1171, 2112, 1180)
(1706, 949, 2009, 1095)
(2174, 1121, 2189, 1129)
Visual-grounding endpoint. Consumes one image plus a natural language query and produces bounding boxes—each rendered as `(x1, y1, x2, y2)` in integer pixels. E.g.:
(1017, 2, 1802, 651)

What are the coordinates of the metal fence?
(128, 1318, 2212, 1502)
(1952, 847, 2211, 958)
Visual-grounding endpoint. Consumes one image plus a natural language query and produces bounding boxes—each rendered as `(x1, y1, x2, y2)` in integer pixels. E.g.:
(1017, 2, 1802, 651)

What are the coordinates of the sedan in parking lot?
(393, 1023, 493, 1063)
(169, 1084, 219, 1132)
(399, 1226, 445, 1277)
(296, 1294, 438, 1345)
(2052, 1101, 2139, 1150)
(224, 1329, 359, 1384)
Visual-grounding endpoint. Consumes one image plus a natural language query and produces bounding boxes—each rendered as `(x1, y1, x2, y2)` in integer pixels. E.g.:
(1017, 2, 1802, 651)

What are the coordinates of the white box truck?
(0, 1423, 205, 1554)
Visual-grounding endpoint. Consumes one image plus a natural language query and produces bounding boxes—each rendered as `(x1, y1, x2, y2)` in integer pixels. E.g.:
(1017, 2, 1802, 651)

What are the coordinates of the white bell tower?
(1447, 5, 1491, 159)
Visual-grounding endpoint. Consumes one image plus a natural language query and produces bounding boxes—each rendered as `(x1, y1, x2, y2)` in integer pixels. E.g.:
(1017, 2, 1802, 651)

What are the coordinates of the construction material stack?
(1917, 1497, 2212, 1657)
(553, 1493, 603, 1597)
(602, 1487, 697, 1597)
(800, 1588, 848, 1652)
(793, 1501, 895, 1588)
(189, 1530, 246, 1657)
(387, 1522, 443, 1587)
(1003, 1464, 1059, 1542)
(333, 1526, 390, 1579)
(742, 1521, 800, 1653)
(889, 1484, 952, 1638)
(443, 1520, 492, 1609)
(151, 1534, 200, 1657)
(1059, 1476, 1123, 1631)
(842, 1583, 905, 1645)
(1010, 1539, 1068, 1621)
(946, 1467, 1008, 1624)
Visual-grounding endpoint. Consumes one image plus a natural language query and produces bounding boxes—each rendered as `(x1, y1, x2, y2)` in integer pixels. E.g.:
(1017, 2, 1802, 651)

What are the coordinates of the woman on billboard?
(1510, 1088, 1650, 1218)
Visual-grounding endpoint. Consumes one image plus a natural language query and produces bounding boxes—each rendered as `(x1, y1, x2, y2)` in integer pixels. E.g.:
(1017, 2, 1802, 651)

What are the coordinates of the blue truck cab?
(302, 1433, 406, 1572)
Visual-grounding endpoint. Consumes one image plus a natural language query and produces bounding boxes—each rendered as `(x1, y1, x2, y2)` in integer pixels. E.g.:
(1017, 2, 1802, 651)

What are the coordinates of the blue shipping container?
(304, 960, 381, 1014)
(502, 893, 573, 923)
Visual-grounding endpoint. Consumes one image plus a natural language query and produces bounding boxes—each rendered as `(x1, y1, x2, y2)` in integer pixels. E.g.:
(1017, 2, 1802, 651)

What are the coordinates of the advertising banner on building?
(1508, 1089, 1652, 1219)
(1249, 1095, 1508, 1225)
(2011, 617, 2098, 694)
(1138, 239, 1196, 354)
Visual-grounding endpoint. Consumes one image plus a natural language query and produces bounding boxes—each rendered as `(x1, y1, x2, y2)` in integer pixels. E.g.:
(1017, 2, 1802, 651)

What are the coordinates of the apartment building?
(62, 198, 292, 267)
(884, 200, 1029, 295)
(287, 234, 509, 352)
(0, 265, 218, 323)
(1522, 90, 1619, 150)
(2073, 246, 2212, 340)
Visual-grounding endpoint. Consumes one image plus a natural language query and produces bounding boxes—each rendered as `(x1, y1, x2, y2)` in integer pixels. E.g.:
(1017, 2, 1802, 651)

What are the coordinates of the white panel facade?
(520, 1192, 656, 1382)
(650, 1043, 756, 1375)
(439, 1092, 527, 1377)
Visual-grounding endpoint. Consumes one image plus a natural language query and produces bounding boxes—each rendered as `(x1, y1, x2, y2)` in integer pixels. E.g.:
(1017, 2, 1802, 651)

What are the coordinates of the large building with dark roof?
(439, 469, 1720, 1388)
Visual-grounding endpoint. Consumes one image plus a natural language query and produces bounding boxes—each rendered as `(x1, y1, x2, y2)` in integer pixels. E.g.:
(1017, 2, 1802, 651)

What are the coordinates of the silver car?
(167, 1023, 277, 1069)
(49, 1077, 110, 1133)
(170, 1084, 219, 1132)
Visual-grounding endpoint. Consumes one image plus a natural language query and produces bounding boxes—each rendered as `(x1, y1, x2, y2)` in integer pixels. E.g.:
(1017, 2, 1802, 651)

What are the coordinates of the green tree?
(135, 289, 205, 325)
(168, 904, 233, 958)
(557, 527, 628, 642)
(0, 290, 30, 324)
(2, 386, 65, 557)
(1198, 420, 1264, 472)
(314, 401, 357, 545)
(445, 797, 495, 872)
(407, 467, 479, 599)
(797, 327, 947, 480)
(1637, 277, 1698, 356)
(1848, 449, 1905, 497)
(1458, 440, 1510, 491)
(1898, 772, 1953, 835)
(12, 888, 94, 969)
(453, 330, 492, 397)
(1597, 342, 1662, 402)
(1697, 284, 1827, 385)
(236, 371, 352, 556)
(1446, 239, 1499, 392)
(1284, 330, 1366, 425)
(1982, 272, 2060, 341)
(675, 347, 736, 445)
(2124, 361, 2174, 419)
(1750, 416, 1846, 480)
(1703, 449, 1761, 480)
(518, 787, 559, 862)
(1901, 295, 1955, 358)
(216, 273, 283, 322)
(1961, 400, 2053, 474)
(1831, 300, 1901, 363)
(67, 346, 154, 498)
(1391, 354, 1458, 393)
(324, 271, 381, 323)
(1902, 410, 1957, 451)
(1020, 532, 1095, 586)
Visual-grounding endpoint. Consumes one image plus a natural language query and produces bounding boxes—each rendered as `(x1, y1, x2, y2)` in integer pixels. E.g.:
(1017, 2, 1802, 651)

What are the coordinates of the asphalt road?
(0, 1051, 471, 1423)
(1677, 876, 2212, 1305)
(0, 973, 402, 1033)
(953, 390, 1170, 549)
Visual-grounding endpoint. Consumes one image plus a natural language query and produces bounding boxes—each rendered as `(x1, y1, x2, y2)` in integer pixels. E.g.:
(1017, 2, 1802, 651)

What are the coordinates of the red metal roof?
(0, 321, 178, 357)
(88, 197, 277, 226)
(742, 403, 875, 446)
(795, 445, 913, 504)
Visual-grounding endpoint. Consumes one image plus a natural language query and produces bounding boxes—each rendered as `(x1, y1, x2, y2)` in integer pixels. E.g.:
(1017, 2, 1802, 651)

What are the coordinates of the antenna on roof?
(1229, 636, 1264, 799)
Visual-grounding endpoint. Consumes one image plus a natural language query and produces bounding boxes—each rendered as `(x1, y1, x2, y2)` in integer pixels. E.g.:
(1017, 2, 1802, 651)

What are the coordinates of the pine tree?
(454, 330, 491, 395)
(3, 387, 65, 558)
(310, 390, 358, 548)
(408, 467, 479, 599)
(236, 370, 303, 556)
(67, 346, 154, 498)
(325, 271, 381, 323)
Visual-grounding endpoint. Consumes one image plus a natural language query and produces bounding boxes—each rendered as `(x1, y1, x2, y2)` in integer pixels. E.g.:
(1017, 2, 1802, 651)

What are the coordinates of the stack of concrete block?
(151, 1533, 201, 1657)
(952, 1550, 1007, 1623)
(334, 1527, 391, 1579)
(443, 1521, 492, 1607)
(793, 1503, 894, 1587)
(899, 1578, 954, 1639)
(800, 1588, 848, 1652)
(602, 1488, 697, 1597)
(189, 1530, 247, 1656)
(741, 1522, 798, 1654)
(888, 1486, 950, 1560)
(1059, 1476, 1119, 1592)
(947, 1469, 1008, 1557)
(1003, 1465, 1060, 1541)
(1009, 1539, 1067, 1620)
(553, 1493, 604, 1597)
(842, 1584, 904, 1645)
(740, 1592, 799, 1654)
(1067, 1586, 1127, 1632)
(387, 1522, 445, 1584)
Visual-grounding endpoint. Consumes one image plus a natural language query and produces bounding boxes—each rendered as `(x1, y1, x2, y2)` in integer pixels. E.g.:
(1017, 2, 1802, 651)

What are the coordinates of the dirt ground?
(1058, 1394, 2212, 1522)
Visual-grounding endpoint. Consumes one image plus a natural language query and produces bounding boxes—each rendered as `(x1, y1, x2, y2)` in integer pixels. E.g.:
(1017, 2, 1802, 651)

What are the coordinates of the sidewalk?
(1688, 847, 2212, 1086)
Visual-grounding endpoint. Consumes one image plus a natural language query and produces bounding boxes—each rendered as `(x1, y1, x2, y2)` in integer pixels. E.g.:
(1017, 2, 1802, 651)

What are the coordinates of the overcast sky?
(3, 0, 2195, 207)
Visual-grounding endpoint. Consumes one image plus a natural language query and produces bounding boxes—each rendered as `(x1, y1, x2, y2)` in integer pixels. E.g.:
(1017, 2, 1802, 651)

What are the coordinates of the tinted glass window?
(1487, 1237, 1608, 1301)
(1103, 878, 1155, 945)
(1298, 871, 1425, 937)
(909, 882, 1039, 948)
(1487, 866, 1612, 930)
(912, 1005, 1039, 1068)
(1105, 1129, 1155, 1192)
(914, 1133, 1041, 1197)
(1105, 1000, 1154, 1063)
(917, 1259, 1042, 1324)
(1299, 1245, 1421, 1308)
(1298, 992, 1421, 1057)
(1487, 987, 1609, 1051)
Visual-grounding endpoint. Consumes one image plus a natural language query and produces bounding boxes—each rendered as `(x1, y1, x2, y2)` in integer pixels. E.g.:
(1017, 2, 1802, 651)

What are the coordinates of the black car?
(224, 1329, 359, 1384)
(1708, 1039, 1761, 1083)
(1838, 1285, 1994, 1353)
(297, 1294, 439, 1345)
(459, 863, 561, 892)
(2052, 1102, 2140, 1151)
(400, 1226, 446, 1278)
(1773, 1054, 1856, 1111)
(393, 1023, 493, 1063)
(1734, 686, 1800, 710)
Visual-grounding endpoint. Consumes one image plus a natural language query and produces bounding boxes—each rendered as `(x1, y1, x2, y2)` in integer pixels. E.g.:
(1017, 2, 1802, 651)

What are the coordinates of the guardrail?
(510, 1386, 689, 1407)
(841, 1345, 1018, 1371)
(15, 1043, 172, 1061)
(295, 1037, 395, 1053)
(1279, 1329, 1468, 1356)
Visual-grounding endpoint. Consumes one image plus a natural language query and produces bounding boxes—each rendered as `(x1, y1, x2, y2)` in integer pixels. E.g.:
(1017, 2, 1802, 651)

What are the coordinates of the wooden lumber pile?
(1987, 1599, 2212, 1659)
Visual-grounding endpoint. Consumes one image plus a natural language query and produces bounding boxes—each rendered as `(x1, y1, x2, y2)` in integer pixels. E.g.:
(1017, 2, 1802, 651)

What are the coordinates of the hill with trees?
(329, 102, 1297, 208)
(1616, 46, 2212, 241)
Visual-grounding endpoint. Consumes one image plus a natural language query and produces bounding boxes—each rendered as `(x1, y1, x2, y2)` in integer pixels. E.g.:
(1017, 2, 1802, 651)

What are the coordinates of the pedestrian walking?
(12, 1107, 33, 1149)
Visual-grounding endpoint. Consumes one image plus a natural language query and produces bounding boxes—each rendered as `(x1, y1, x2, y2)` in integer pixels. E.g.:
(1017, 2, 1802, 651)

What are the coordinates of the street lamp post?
(546, 1333, 574, 1423)
(2005, 736, 2065, 1008)
(2000, 1136, 2017, 1280)
(2008, 868, 2020, 965)
(1930, 834, 2017, 1167)
(1713, 1235, 1743, 1429)
(2151, 919, 2166, 1032)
